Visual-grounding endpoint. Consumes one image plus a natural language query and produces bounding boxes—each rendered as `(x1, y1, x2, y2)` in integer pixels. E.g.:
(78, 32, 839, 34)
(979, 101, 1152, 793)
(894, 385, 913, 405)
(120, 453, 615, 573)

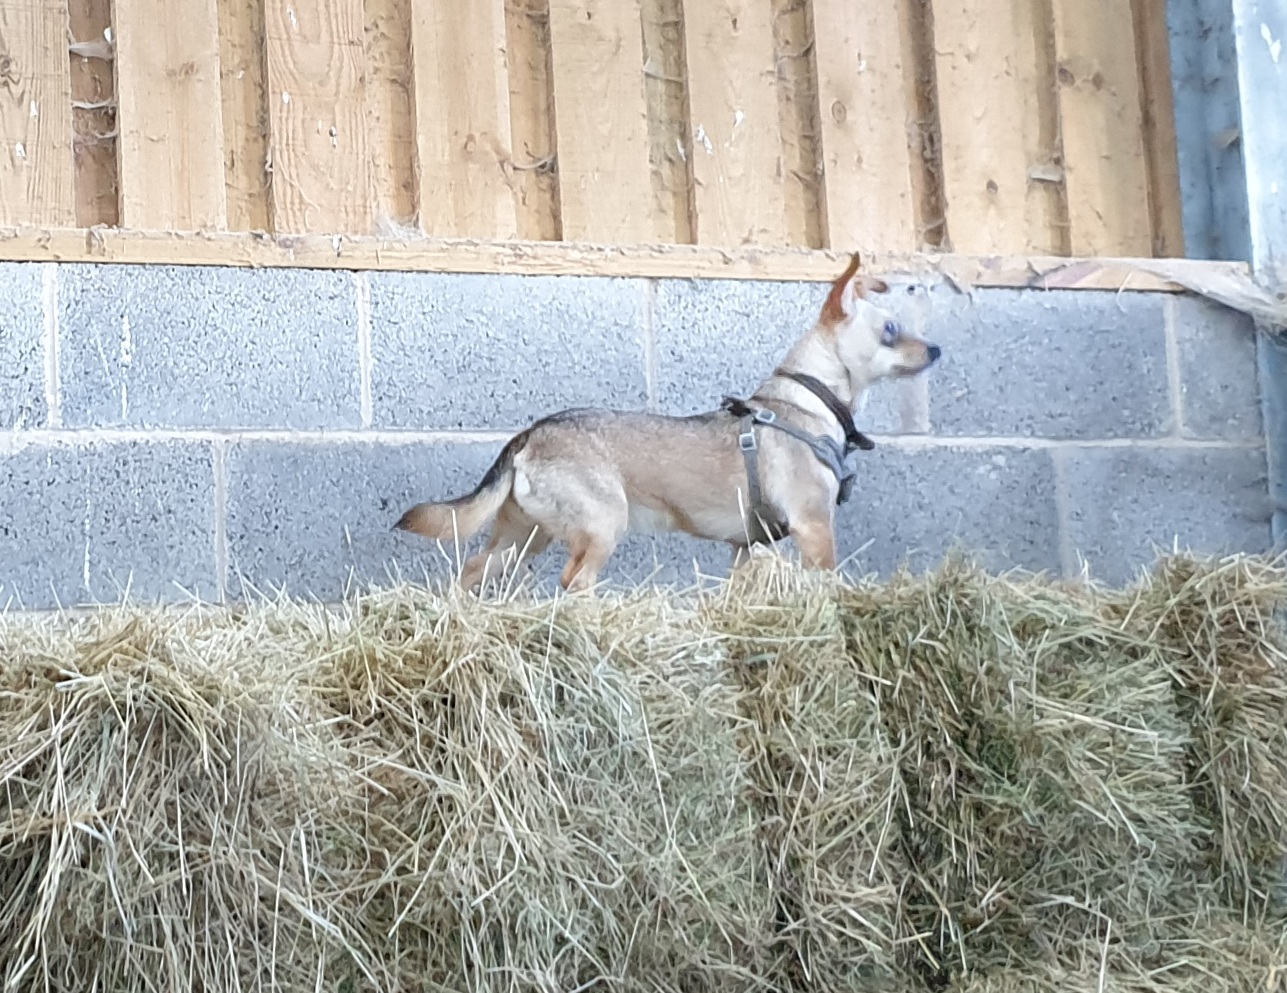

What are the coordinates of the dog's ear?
(821, 252, 864, 325)
(865, 277, 890, 294)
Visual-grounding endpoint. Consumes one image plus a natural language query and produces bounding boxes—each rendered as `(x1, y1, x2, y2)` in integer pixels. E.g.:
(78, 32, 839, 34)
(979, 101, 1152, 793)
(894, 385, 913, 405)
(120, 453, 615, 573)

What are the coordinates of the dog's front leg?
(791, 517, 838, 571)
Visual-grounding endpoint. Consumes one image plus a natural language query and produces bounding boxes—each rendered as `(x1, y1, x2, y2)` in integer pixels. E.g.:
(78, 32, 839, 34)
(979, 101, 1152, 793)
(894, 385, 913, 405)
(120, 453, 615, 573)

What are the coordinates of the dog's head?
(820, 253, 941, 382)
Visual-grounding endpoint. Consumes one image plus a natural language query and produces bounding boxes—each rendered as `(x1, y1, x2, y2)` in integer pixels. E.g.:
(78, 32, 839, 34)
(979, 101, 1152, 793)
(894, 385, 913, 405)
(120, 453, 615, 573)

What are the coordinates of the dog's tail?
(395, 433, 526, 542)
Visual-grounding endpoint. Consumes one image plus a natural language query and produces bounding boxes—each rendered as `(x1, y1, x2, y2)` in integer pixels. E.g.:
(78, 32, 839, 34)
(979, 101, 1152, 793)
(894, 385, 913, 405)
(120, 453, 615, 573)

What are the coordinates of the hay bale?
(704, 557, 908, 991)
(0, 610, 367, 993)
(1113, 555, 1287, 911)
(1, 552, 1285, 993)
(309, 586, 773, 993)
(834, 561, 1204, 985)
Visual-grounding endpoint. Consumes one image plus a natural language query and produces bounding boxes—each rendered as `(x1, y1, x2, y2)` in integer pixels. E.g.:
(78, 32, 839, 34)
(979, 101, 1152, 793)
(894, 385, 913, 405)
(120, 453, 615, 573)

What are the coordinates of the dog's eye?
(880, 320, 898, 346)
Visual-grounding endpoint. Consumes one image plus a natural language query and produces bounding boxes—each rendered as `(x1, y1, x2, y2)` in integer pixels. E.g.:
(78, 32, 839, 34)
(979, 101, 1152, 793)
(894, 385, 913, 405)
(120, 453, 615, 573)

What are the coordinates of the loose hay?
(0, 553, 1285, 993)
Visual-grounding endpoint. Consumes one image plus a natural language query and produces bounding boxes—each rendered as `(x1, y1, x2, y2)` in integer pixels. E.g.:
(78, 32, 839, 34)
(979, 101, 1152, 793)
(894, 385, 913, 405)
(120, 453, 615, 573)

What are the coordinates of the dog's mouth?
(896, 344, 942, 377)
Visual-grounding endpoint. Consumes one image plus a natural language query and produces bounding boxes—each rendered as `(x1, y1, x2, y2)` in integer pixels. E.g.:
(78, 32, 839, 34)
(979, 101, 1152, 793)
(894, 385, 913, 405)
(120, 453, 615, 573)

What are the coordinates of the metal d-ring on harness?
(720, 370, 876, 545)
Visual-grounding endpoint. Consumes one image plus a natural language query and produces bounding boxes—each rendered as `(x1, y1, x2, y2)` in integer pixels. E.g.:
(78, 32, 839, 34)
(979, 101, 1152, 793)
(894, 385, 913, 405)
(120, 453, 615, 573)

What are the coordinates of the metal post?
(1231, 1, 1287, 548)
(1170, 0, 1287, 547)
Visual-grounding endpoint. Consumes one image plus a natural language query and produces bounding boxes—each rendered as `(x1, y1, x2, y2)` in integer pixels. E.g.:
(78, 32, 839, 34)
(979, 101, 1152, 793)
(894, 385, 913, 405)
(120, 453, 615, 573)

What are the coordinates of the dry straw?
(1, 553, 1284, 993)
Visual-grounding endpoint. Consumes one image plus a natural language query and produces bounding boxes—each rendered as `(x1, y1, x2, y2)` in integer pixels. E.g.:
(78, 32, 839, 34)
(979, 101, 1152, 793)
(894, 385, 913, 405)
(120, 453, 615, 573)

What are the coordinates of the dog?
(396, 255, 941, 592)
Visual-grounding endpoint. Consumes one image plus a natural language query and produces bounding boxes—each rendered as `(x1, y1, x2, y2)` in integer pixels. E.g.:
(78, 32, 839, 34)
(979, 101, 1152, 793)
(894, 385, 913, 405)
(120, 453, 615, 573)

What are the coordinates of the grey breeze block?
(0, 263, 46, 430)
(369, 272, 650, 430)
(0, 441, 217, 607)
(57, 264, 363, 430)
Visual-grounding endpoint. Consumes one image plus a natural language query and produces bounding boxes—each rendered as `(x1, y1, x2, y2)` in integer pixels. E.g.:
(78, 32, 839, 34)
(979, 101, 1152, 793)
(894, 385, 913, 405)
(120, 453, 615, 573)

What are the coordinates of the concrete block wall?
(0, 260, 1271, 609)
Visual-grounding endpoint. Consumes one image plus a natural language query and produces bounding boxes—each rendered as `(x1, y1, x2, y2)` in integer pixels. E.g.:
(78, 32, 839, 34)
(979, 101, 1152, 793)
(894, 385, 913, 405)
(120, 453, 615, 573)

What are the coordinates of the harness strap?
(722, 392, 866, 544)
(774, 369, 876, 454)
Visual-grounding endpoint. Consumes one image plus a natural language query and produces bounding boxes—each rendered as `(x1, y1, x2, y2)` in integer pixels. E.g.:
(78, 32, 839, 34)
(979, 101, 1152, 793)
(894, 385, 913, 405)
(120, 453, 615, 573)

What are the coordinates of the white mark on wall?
(282, 91, 291, 105)
(288, 6, 299, 30)
(1262, 23, 1282, 63)
(82, 495, 93, 591)
(29, 101, 37, 118)
(676, 137, 686, 162)
(119, 313, 133, 420)
(42, 265, 61, 428)
(103, 26, 111, 43)
(14, 143, 25, 161)
(694, 124, 714, 155)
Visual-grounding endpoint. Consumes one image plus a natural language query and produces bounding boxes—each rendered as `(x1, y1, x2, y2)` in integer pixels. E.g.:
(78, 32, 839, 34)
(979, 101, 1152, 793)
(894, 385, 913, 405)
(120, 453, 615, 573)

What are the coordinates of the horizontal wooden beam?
(0, 224, 1259, 295)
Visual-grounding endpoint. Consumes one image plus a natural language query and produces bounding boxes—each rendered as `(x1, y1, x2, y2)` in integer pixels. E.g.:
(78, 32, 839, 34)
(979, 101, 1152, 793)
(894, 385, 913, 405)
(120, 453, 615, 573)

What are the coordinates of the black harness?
(720, 370, 876, 545)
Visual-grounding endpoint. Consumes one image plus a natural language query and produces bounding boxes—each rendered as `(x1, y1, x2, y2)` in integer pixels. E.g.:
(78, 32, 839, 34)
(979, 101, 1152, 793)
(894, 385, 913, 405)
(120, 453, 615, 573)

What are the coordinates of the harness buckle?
(739, 429, 758, 452)
(753, 408, 777, 425)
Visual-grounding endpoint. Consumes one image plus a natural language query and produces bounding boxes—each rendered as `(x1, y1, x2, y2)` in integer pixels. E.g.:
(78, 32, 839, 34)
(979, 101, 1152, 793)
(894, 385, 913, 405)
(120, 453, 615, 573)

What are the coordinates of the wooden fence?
(0, 0, 1184, 259)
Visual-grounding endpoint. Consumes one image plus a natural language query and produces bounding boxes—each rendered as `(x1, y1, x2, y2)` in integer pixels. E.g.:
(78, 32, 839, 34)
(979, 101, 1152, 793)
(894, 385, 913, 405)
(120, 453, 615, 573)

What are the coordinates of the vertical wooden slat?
(504, 0, 560, 241)
(932, 0, 1066, 255)
(546, 0, 653, 244)
(411, 0, 516, 238)
(67, 0, 117, 227)
(641, 0, 695, 244)
(263, 0, 373, 234)
(682, 0, 787, 246)
(218, 0, 271, 231)
(1132, 0, 1185, 257)
(114, 0, 227, 230)
(365, 0, 416, 227)
(812, 0, 919, 251)
(0, 0, 74, 225)
(771, 0, 824, 249)
(1051, 0, 1152, 256)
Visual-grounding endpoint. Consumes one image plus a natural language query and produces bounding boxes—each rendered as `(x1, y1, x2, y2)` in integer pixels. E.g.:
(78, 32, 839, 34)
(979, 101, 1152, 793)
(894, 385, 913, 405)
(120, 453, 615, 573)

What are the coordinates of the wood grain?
(932, 0, 1067, 255)
(263, 0, 373, 233)
(412, 0, 517, 238)
(682, 0, 788, 245)
(1051, 0, 1152, 256)
(0, 0, 74, 225)
(546, 0, 654, 243)
(812, 0, 919, 251)
(114, 0, 227, 229)
(218, 0, 271, 230)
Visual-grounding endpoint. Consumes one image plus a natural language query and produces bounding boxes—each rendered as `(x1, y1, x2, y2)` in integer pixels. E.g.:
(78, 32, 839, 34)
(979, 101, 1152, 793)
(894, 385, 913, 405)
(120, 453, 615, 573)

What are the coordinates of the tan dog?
(396, 255, 940, 592)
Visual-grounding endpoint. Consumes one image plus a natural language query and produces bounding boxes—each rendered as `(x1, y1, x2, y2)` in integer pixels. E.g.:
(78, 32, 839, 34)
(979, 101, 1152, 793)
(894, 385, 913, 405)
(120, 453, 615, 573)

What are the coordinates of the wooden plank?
(812, 0, 918, 252)
(67, 0, 117, 227)
(1131, 0, 1185, 258)
(641, 0, 694, 244)
(546, 0, 653, 243)
(365, 0, 416, 227)
(114, 0, 227, 230)
(771, 0, 824, 249)
(1051, 0, 1153, 257)
(682, 0, 788, 246)
(0, 0, 74, 226)
(411, 0, 516, 238)
(503, 0, 560, 241)
(263, 0, 373, 233)
(0, 225, 1258, 297)
(218, 0, 270, 231)
(932, 0, 1066, 255)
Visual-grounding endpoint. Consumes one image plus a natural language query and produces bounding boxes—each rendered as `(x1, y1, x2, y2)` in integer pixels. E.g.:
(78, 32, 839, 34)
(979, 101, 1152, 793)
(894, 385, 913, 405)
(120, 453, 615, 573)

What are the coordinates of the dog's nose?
(927, 344, 942, 363)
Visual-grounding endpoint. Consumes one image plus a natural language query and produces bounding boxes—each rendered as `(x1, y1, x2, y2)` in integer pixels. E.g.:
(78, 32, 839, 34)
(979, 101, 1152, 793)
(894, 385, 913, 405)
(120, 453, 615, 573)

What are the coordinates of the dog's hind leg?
(559, 529, 620, 593)
(461, 501, 551, 592)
